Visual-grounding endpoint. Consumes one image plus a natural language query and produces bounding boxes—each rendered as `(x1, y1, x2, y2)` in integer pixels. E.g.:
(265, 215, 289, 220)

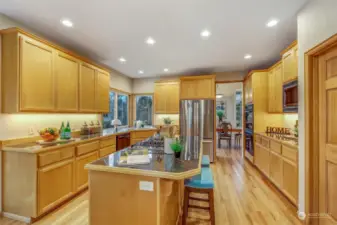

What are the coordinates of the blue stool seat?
(201, 155, 210, 167)
(185, 167, 214, 189)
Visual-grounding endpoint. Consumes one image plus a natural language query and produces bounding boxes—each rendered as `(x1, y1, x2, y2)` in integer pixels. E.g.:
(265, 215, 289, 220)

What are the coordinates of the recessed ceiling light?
(61, 19, 73, 27)
(266, 19, 279, 28)
(163, 68, 169, 72)
(244, 54, 252, 59)
(119, 57, 126, 63)
(145, 37, 156, 45)
(200, 29, 211, 39)
(216, 94, 223, 99)
(138, 70, 144, 74)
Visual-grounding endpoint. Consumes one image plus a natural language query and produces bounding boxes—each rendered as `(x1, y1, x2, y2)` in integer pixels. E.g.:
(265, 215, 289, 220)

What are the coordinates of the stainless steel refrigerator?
(180, 100, 214, 162)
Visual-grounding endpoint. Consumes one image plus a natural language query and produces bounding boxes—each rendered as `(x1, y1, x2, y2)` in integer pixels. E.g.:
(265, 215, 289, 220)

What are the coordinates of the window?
(103, 91, 115, 128)
(117, 94, 128, 126)
(135, 95, 153, 125)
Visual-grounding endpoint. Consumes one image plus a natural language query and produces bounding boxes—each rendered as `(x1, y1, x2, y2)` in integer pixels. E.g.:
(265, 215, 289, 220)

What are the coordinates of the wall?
(297, 0, 337, 218)
(110, 69, 133, 93)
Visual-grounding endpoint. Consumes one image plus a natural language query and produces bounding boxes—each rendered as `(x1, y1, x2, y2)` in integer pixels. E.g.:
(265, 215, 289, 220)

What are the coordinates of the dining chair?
(218, 122, 232, 148)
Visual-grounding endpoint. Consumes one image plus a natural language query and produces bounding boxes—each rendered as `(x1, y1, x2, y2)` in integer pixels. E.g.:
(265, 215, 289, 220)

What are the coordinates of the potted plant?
(163, 117, 173, 125)
(170, 138, 183, 158)
(217, 110, 224, 122)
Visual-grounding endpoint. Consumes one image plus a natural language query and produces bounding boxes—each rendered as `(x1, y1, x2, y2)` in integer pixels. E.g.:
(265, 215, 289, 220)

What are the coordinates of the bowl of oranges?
(39, 128, 59, 142)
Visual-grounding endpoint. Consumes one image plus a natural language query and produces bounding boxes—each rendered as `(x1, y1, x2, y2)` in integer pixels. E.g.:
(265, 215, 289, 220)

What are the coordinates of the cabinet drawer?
(99, 145, 116, 157)
(261, 137, 270, 148)
(100, 136, 116, 148)
(131, 138, 144, 145)
(255, 135, 262, 144)
(282, 145, 297, 162)
(270, 140, 282, 154)
(131, 131, 155, 139)
(39, 147, 75, 167)
(76, 141, 100, 156)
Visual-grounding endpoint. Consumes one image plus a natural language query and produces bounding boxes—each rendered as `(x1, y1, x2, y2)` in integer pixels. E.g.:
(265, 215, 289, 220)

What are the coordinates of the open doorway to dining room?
(215, 82, 244, 156)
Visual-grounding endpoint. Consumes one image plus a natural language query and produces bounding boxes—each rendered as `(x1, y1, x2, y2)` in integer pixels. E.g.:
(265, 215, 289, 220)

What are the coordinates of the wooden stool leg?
(182, 187, 189, 225)
(208, 189, 215, 225)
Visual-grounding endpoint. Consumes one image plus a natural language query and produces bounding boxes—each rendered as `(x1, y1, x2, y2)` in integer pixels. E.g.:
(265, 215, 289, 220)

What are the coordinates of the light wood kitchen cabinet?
(76, 151, 99, 190)
(268, 62, 283, 113)
(79, 63, 96, 112)
(180, 75, 215, 99)
(254, 134, 298, 206)
(244, 76, 253, 104)
(282, 158, 298, 204)
(269, 151, 283, 188)
(55, 52, 79, 112)
(20, 35, 55, 111)
(37, 159, 75, 214)
(0, 27, 110, 113)
(95, 70, 110, 113)
(154, 81, 179, 114)
(282, 42, 298, 83)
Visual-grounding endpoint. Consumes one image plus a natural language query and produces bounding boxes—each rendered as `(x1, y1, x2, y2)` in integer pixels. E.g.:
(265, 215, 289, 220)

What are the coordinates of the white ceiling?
(0, 0, 308, 78)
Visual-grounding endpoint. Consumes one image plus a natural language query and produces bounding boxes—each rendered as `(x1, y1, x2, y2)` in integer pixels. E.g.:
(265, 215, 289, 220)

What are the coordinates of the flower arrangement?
(217, 110, 224, 122)
(163, 117, 173, 125)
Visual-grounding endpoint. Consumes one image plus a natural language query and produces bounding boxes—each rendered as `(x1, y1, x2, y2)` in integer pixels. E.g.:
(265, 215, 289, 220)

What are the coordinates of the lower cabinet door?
(76, 151, 98, 190)
(282, 158, 298, 204)
(269, 151, 283, 188)
(38, 159, 74, 214)
(131, 138, 144, 145)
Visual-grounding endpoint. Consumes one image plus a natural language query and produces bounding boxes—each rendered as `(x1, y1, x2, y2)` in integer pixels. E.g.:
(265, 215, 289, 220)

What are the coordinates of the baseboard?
(3, 212, 31, 224)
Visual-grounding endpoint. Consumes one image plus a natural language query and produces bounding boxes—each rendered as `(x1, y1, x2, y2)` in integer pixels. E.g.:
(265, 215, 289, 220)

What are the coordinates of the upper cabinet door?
(165, 82, 180, 113)
(55, 52, 79, 112)
(19, 35, 55, 111)
(282, 45, 298, 83)
(268, 70, 275, 112)
(154, 83, 167, 113)
(274, 64, 283, 112)
(95, 70, 110, 113)
(80, 64, 96, 112)
(180, 75, 215, 99)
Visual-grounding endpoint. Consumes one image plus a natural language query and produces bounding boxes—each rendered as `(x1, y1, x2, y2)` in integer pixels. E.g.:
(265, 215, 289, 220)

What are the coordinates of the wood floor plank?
(0, 148, 302, 225)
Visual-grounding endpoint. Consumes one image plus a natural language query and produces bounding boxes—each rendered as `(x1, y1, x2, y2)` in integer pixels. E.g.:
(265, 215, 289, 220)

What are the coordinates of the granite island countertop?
(1, 127, 157, 154)
(85, 137, 203, 180)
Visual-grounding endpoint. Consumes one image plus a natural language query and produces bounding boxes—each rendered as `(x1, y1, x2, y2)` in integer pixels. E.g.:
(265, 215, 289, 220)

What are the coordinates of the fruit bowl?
(39, 128, 59, 142)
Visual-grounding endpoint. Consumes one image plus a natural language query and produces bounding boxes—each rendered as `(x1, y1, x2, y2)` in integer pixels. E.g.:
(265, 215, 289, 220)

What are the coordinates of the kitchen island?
(85, 137, 203, 225)
(1, 127, 157, 223)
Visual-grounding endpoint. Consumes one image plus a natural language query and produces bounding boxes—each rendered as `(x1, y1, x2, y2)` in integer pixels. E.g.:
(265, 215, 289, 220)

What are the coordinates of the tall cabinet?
(1, 28, 110, 113)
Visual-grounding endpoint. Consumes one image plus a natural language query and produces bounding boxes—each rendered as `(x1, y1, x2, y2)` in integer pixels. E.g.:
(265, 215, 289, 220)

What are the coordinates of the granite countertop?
(256, 132, 298, 148)
(2, 127, 157, 154)
(85, 137, 203, 180)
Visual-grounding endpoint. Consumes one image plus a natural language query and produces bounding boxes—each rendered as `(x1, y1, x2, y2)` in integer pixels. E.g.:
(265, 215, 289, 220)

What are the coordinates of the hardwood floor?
(0, 148, 302, 225)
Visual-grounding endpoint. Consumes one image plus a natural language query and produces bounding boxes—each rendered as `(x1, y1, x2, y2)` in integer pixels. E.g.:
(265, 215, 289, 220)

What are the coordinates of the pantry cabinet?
(0, 28, 110, 113)
(282, 42, 298, 83)
(268, 62, 283, 113)
(154, 81, 180, 114)
(55, 52, 79, 112)
(180, 75, 215, 99)
(20, 35, 55, 111)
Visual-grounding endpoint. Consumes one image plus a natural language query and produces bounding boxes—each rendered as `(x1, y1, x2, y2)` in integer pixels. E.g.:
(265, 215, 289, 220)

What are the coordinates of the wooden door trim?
(305, 32, 337, 225)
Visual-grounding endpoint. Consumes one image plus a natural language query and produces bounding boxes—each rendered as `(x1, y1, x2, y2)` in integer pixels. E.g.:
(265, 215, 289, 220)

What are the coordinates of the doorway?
(215, 82, 244, 156)
(305, 34, 337, 225)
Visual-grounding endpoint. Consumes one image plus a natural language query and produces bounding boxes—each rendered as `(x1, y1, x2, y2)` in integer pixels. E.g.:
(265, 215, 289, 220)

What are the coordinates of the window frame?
(103, 89, 131, 128)
(133, 94, 154, 126)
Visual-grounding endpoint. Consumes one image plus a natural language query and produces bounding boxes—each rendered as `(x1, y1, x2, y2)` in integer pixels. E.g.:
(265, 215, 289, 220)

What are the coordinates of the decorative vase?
(164, 137, 174, 154)
(175, 151, 181, 158)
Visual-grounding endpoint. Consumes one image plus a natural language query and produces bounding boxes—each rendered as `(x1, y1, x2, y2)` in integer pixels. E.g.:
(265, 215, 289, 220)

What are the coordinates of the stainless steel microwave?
(283, 79, 298, 112)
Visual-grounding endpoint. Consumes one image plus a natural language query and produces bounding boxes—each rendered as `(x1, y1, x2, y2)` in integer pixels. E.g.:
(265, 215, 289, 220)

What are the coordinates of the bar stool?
(201, 155, 210, 167)
(183, 167, 215, 225)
